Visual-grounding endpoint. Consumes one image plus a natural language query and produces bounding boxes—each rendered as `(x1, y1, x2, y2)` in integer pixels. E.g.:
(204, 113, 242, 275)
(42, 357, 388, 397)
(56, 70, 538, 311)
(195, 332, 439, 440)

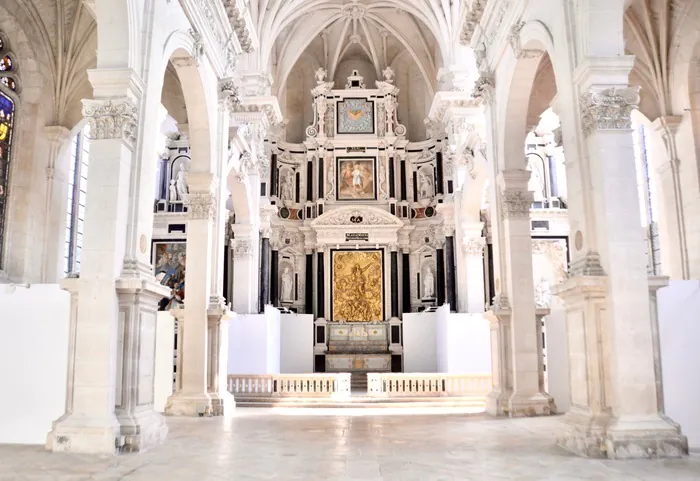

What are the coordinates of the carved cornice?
(223, 0, 255, 53)
(500, 190, 533, 219)
(580, 86, 640, 138)
(82, 98, 139, 147)
(460, 0, 488, 45)
(508, 21, 545, 59)
(311, 206, 403, 228)
(185, 192, 217, 220)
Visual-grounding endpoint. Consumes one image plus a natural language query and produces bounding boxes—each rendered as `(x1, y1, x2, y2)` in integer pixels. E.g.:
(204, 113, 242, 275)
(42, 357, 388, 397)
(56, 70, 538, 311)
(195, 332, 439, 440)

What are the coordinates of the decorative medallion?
(337, 98, 374, 134)
(139, 234, 147, 254)
(575, 231, 583, 251)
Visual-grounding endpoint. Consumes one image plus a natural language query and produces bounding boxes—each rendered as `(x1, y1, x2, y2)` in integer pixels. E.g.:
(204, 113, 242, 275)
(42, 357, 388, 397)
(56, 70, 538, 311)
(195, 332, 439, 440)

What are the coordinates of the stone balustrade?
(367, 373, 492, 397)
(227, 373, 351, 398)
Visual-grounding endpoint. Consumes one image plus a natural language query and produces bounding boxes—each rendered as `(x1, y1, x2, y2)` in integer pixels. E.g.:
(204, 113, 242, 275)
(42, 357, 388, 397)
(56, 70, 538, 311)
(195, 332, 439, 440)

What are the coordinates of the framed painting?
(336, 157, 377, 201)
(336, 98, 375, 134)
(331, 249, 384, 322)
(152, 240, 187, 308)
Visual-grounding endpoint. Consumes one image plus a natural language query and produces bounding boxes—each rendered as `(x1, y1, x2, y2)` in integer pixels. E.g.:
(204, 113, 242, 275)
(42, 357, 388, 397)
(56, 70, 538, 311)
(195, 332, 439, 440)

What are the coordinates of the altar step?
(233, 396, 486, 410)
(350, 372, 369, 392)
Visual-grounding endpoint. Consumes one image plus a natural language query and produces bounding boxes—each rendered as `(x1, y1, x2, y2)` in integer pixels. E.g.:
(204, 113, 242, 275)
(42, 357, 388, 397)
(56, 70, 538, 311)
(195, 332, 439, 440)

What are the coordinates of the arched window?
(64, 124, 91, 275)
(632, 122, 660, 274)
(0, 89, 14, 270)
(0, 34, 19, 93)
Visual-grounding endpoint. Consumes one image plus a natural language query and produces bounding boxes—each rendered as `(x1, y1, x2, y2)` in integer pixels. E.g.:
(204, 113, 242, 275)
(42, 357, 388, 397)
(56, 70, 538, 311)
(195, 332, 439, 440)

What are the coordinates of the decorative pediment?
(310, 206, 403, 229)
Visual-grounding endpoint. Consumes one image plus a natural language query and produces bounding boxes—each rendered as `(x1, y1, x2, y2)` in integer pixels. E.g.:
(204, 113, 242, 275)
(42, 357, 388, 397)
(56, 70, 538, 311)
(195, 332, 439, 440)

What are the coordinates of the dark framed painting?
(336, 157, 377, 201)
(152, 240, 186, 309)
(336, 98, 375, 134)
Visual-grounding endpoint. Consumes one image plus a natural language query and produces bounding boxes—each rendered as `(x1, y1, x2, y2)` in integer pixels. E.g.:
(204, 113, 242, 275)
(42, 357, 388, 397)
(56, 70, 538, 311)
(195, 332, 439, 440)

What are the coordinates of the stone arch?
(94, 0, 141, 70)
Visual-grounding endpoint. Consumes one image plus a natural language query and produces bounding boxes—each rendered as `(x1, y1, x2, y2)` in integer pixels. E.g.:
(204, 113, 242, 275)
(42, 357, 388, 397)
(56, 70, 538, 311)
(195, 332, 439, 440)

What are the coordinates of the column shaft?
(259, 237, 271, 311)
(401, 253, 411, 314)
(390, 250, 399, 318)
(305, 253, 313, 314)
(445, 236, 456, 311)
(317, 251, 325, 318)
(270, 250, 279, 306)
(436, 248, 446, 306)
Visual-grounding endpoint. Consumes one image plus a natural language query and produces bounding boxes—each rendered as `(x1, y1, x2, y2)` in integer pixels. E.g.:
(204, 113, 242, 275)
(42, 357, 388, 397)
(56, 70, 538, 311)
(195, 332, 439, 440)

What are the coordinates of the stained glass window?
(0, 90, 14, 270)
(64, 124, 91, 275)
(0, 34, 18, 92)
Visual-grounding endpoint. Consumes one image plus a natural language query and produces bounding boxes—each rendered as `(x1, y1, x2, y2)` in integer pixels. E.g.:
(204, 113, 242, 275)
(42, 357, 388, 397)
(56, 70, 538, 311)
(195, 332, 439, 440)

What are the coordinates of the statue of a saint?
(382, 66, 395, 83)
(423, 268, 435, 298)
(281, 267, 294, 301)
(280, 171, 295, 201)
(169, 180, 178, 202)
(176, 167, 189, 200)
(352, 164, 364, 192)
(315, 67, 327, 84)
(419, 170, 433, 199)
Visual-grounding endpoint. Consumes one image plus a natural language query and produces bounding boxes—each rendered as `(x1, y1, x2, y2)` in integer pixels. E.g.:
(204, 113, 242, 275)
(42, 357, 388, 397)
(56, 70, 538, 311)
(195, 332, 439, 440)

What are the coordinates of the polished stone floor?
(0, 409, 698, 480)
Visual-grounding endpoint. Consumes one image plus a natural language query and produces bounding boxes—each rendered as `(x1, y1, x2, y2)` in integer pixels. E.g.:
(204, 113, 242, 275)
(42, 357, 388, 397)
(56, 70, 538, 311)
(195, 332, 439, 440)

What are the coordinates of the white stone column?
(48, 88, 159, 454)
(554, 73, 687, 458)
(231, 223, 259, 314)
(496, 169, 554, 416)
(41, 126, 72, 282)
(165, 174, 218, 416)
(461, 222, 486, 313)
(649, 116, 689, 279)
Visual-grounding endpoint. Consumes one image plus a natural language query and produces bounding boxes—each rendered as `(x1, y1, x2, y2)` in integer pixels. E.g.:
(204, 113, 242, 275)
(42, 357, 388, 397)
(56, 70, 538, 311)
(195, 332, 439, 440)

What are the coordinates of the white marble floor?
(0, 410, 698, 480)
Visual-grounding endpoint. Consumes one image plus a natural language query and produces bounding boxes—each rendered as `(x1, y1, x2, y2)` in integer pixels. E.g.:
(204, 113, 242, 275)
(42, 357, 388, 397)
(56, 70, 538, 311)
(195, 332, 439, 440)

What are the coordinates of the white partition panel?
(658, 280, 700, 449)
(280, 314, 313, 373)
(403, 312, 437, 373)
(544, 309, 570, 413)
(154, 311, 175, 413)
(0, 284, 70, 444)
(228, 308, 281, 374)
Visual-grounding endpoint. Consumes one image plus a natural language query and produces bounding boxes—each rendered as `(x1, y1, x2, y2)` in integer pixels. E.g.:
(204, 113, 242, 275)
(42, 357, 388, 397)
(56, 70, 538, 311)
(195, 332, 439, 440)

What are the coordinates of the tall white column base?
(165, 393, 213, 417)
(46, 415, 122, 454)
(207, 299, 236, 416)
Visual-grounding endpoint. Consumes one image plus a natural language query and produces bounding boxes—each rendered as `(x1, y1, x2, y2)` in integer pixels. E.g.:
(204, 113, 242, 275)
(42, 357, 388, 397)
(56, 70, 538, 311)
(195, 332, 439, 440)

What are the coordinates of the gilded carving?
(580, 86, 640, 138)
(332, 250, 383, 322)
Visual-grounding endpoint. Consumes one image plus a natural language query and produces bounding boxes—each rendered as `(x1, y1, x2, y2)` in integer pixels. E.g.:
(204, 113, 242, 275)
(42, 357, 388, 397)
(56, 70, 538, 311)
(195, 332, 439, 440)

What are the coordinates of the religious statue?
(281, 267, 294, 301)
(419, 170, 434, 199)
(176, 166, 189, 200)
(280, 170, 295, 201)
(169, 179, 178, 202)
(423, 268, 435, 298)
(382, 66, 395, 84)
(352, 164, 364, 192)
(315, 67, 327, 84)
(534, 277, 551, 308)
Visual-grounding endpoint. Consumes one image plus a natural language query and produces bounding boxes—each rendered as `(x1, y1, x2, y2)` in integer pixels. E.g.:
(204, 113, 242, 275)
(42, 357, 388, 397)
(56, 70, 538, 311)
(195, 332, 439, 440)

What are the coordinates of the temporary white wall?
(544, 309, 571, 413)
(153, 312, 175, 413)
(403, 312, 438, 372)
(0, 284, 70, 444)
(280, 313, 313, 373)
(436, 308, 491, 374)
(658, 280, 700, 449)
(228, 307, 281, 374)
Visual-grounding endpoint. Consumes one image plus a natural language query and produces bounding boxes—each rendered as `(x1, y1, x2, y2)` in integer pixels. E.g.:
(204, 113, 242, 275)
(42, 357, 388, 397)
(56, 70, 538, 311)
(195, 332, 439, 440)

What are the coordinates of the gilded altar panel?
(332, 250, 383, 322)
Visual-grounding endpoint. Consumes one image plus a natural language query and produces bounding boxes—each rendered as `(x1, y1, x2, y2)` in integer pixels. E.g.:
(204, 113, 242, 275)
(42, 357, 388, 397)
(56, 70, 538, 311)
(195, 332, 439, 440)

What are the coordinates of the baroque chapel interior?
(0, 0, 700, 478)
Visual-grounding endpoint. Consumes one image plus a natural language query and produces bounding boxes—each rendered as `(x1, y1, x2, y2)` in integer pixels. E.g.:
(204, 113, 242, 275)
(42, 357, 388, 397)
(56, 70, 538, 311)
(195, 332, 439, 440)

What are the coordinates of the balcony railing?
(227, 373, 351, 398)
(367, 373, 491, 397)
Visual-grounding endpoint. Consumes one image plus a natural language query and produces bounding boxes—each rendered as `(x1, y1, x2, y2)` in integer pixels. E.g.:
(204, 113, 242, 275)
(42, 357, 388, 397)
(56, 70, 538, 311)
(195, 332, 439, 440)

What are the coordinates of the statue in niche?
(527, 156, 546, 202)
(534, 277, 551, 308)
(281, 267, 294, 302)
(280, 170, 295, 202)
(176, 166, 189, 200)
(423, 268, 435, 299)
(169, 180, 178, 202)
(418, 170, 434, 199)
(382, 66, 395, 84)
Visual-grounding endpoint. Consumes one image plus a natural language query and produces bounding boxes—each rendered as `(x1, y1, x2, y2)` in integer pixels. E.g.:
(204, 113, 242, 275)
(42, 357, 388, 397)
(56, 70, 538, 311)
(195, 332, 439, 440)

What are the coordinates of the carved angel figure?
(315, 67, 327, 84)
(176, 167, 189, 200)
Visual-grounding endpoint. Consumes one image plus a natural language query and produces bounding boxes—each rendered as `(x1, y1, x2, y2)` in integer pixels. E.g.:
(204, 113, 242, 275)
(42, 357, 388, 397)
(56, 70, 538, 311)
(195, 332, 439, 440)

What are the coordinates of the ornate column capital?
(389, 243, 399, 252)
(463, 237, 486, 256)
(472, 75, 495, 106)
(233, 238, 254, 259)
(580, 86, 640, 138)
(82, 98, 139, 148)
(500, 189, 533, 219)
(185, 192, 217, 220)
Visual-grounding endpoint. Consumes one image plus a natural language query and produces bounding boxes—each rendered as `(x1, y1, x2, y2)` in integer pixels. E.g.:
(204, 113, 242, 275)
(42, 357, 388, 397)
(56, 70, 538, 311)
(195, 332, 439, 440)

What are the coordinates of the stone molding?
(580, 86, 640, 138)
(472, 75, 495, 105)
(219, 78, 241, 110)
(311, 206, 403, 227)
(567, 251, 606, 277)
(233, 238, 254, 258)
(82, 98, 139, 147)
(185, 192, 217, 220)
(500, 190, 533, 219)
